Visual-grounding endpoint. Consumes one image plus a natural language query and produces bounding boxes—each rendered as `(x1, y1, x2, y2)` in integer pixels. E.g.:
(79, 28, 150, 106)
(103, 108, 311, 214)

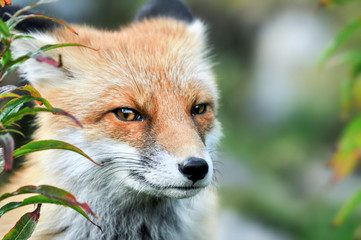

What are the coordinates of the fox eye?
(191, 104, 208, 116)
(114, 108, 143, 121)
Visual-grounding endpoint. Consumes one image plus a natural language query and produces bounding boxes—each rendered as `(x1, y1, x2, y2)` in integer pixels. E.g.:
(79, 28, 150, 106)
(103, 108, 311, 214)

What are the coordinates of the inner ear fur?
(11, 33, 70, 88)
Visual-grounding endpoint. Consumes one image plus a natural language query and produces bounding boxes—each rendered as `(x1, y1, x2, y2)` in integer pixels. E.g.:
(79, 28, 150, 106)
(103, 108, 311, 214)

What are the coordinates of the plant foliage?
(320, 0, 361, 232)
(0, 1, 100, 239)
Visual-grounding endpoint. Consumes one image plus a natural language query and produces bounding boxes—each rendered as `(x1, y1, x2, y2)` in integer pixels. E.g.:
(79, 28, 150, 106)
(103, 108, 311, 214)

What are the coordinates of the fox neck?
(41, 179, 200, 240)
(29, 149, 202, 240)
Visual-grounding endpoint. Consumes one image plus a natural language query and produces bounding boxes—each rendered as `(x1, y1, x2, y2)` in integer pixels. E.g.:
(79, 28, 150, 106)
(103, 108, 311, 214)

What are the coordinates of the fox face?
(0, 1, 222, 239)
(10, 11, 221, 200)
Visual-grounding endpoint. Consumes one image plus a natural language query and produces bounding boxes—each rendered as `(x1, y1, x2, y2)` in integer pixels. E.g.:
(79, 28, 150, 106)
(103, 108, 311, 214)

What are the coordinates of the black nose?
(178, 157, 209, 183)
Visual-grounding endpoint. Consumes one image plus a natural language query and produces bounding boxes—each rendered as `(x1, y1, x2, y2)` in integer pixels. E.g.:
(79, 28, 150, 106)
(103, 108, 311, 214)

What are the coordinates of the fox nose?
(178, 157, 209, 183)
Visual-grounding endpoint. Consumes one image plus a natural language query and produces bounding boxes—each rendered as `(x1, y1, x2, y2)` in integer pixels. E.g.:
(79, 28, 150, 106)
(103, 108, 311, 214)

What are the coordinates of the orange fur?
(0, 17, 220, 239)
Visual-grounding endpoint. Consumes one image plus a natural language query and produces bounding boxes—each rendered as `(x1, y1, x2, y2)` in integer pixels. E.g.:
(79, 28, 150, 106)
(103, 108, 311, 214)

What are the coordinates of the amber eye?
(114, 108, 143, 121)
(191, 104, 208, 116)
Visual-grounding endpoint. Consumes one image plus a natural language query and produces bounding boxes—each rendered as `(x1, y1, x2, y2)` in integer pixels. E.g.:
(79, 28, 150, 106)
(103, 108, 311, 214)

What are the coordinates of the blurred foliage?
(212, 0, 361, 238)
(320, 0, 361, 234)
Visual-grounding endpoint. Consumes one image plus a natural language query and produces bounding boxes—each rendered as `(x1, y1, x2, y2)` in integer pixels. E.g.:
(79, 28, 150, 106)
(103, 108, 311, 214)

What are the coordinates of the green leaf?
(18, 85, 42, 98)
(8, 14, 78, 35)
(0, 129, 24, 137)
(0, 187, 101, 230)
(7, 0, 56, 23)
(0, 93, 21, 100)
(13, 140, 102, 166)
(2, 107, 82, 128)
(17, 85, 46, 106)
(1, 107, 57, 126)
(0, 65, 18, 82)
(319, 17, 361, 68)
(1, 48, 12, 67)
(342, 52, 361, 65)
(29, 43, 95, 57)
(327, 0, 358, 5)
(351, 61, 361, 78)
(0, 18, 10, 38)
(330, 115, 361, 180)
(0, 195, 100, 229)
(334, 190, 361, 226)
(1, 204, 41, 240)
(0, 96, 53, 122)
(0, 98, 25, 123)
(0, 186, 92, 214)
(1, 43, 95, 80)
(12, 33, 35, 41)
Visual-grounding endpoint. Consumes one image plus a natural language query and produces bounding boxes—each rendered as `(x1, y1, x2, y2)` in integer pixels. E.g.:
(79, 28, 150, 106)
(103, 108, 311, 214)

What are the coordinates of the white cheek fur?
(41, 126, 217, 199)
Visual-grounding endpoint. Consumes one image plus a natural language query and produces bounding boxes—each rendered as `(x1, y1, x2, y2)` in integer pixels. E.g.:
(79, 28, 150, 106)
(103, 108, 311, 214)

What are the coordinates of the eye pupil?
(192, 104, 207, 116)
(115, 108, 142, 121)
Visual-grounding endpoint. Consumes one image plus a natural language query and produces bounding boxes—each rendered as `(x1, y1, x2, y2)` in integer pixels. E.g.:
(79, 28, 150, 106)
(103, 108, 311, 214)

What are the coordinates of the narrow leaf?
(8, 2, 43, 21)
(0, 133, 14, 171)
(0, 96, 53, 122)
(0, 129, 24, 137)
(1, 47, 11, 67)
(0, 18, 10, 38)
(49, 108, 83, 128)
(1, 107, 56, 127)
(18, 85, 42, 98)
(2, 107, 82, 128)
(351, 61, 361, 78)
(13, 140, 102, 166)
(0, 62, 21, 81)
(31, 43, 96, 56)
(334, 190, 361, 226)
(319, 17, 361, 68)
(18, 85, 45, 106)
(2, 204, 41, 240)
(1, 43, 95, 81)
(0, 93, 20, 100)
(0, 194, 101, 230)
(330, 115, 361, 180)
(12, 33, 35, 41)
(8, 14, 78, 35)
(0, 186, 95, 217)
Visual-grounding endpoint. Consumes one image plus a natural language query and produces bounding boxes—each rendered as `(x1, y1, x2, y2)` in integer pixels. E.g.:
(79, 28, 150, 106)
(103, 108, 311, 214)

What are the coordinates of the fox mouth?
(133, 173, 204, 192)
(143, 179, 203, 191)
(167, 186, 200, 190)
(156, 185, 202, 191)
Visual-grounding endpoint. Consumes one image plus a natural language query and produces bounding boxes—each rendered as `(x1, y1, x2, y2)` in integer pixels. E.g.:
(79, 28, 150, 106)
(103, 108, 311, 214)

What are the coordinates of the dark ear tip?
(134, 0, 194, 23)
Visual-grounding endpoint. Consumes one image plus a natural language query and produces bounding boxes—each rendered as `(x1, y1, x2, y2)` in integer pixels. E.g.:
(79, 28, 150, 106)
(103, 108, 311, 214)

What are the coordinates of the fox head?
(9, 0, 221, 199)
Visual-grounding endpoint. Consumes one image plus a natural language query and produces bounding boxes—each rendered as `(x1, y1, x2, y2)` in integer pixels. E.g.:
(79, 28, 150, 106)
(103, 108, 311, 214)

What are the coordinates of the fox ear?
(11, 34, 69, 88)
(134, 0, 207, 47)
(134, 0, 194, 23)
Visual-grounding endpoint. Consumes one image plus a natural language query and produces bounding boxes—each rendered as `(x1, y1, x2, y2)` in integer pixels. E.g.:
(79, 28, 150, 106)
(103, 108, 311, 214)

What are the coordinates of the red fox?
(0, 0, 221, 239)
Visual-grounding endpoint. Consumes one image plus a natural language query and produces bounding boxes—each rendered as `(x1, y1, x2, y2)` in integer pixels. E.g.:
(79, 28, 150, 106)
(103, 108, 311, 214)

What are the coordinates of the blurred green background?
(6, 0, 361, 239)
